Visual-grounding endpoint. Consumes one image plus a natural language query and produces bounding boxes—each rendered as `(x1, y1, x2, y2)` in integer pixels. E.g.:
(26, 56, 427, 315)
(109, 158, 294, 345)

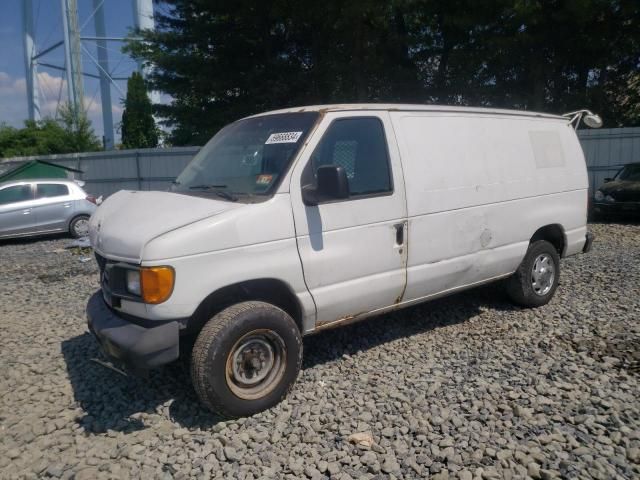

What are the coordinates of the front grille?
(609, 189, 640, 203)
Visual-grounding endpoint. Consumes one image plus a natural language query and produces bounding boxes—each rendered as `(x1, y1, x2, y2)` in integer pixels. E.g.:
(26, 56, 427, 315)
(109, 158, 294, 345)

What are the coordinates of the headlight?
(126, 270, 141, 296)
(605, 195, 615, 203)
(594, 190, 604, 201)
(140, 266, 175, 304)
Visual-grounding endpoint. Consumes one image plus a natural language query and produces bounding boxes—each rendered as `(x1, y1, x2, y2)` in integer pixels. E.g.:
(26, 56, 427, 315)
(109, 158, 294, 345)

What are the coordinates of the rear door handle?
(394, 222, 405, 246)
(63, 203, 72, 208)
(22, 209, 31, 215)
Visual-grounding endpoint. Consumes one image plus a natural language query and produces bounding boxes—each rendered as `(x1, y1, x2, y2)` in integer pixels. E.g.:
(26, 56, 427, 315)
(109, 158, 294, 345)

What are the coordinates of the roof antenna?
(563, 109, 603, 130)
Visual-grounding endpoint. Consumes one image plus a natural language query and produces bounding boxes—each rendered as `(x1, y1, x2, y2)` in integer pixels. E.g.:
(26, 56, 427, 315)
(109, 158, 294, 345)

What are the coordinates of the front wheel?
(191, 301, 302, 417)
(505, 240, 560, 307)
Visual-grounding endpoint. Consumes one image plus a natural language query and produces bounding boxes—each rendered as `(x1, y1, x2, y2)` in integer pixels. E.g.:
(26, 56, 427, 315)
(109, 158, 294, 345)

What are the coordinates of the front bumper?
(86, 291, 180, 371)
(593, 201, 640, 216)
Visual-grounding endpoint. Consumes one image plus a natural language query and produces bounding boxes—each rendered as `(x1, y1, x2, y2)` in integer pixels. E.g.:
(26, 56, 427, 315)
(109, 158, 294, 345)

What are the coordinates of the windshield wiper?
(188, 184, 228, 190)
(213, 190, 237, 202)
(187, 184, 237, 201)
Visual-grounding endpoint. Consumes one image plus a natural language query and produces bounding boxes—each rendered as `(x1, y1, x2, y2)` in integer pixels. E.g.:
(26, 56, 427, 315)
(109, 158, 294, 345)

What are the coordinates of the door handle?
(394, 223, 405, 246)
(22, 209, 31, 215)
(63, 203, 71, 207)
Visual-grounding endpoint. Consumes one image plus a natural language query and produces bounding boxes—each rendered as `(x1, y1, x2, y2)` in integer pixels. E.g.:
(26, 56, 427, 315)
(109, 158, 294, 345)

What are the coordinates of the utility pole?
(61, 0, 84, 122)
(93, 0, 114, 149)
(22, 0, 41, 121)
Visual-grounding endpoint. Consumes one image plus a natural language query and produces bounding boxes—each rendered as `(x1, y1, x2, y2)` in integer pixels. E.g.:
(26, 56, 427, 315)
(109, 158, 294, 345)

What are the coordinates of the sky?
(0, 0, 148, 143)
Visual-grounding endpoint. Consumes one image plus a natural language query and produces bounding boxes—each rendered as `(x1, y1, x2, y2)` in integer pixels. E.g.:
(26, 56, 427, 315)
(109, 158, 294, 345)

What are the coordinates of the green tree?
(126, 0, 640, 145)
(120, 72, 158, 149)
(57, 103, 102, 153)
(0, 106, 101, 158)
(125, 0, 422, 145)
(0, 119, 68, 157)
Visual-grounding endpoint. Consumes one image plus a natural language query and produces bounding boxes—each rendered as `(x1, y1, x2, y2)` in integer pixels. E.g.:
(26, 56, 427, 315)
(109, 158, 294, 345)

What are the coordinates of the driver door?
(290, 112, 408, 328)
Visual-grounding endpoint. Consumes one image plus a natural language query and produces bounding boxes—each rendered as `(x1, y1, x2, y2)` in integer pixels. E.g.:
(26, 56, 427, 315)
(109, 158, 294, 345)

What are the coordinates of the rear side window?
(36, 183, 69, 198)
(309, 117, 392, 196)
(0, 185, 33, 205)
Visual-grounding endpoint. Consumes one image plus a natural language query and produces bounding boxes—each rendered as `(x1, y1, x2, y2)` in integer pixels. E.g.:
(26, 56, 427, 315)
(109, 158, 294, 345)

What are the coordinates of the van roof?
(250, 104, 566, 121)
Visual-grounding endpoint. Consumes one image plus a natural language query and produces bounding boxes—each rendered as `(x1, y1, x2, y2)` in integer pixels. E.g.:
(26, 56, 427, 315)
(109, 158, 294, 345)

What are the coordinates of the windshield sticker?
(265, 131, 303, 144)
(256, 174, 273, 185)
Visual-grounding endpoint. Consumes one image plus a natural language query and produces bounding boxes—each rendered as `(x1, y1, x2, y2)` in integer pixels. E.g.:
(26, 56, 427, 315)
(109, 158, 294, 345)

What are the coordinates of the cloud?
(0, 72, 27, 126)
(0, 70, 125, 141)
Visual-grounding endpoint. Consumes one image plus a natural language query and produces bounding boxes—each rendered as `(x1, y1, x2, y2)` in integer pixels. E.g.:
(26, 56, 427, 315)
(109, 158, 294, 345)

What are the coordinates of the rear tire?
(505, 240, 560, 308)
(191, 301, 302, 417)
(69, 215, 90, 238)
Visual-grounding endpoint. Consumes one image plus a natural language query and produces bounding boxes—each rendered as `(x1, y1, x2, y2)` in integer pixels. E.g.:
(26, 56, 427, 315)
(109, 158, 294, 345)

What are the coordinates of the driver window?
(309, 117, 392, 197)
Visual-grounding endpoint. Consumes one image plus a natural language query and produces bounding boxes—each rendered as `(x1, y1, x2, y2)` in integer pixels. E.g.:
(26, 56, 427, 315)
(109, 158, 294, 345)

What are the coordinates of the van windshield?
(171, 112, 319, 202)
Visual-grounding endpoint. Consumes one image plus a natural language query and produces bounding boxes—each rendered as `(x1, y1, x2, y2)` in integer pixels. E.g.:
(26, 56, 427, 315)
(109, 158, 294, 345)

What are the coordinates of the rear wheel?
(191, 301, 302, 417)
(505, 240, 560, 307)
(69, 215, 90, 238)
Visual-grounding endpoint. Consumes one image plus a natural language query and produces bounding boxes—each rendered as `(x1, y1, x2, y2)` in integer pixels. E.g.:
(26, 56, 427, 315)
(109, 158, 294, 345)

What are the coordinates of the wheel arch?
(530, 224, 566, 256)
(185, 278, 304, 337)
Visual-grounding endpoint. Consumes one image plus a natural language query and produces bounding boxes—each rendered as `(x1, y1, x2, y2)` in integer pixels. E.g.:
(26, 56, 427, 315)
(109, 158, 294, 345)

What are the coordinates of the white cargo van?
(87, 104, 596, 416)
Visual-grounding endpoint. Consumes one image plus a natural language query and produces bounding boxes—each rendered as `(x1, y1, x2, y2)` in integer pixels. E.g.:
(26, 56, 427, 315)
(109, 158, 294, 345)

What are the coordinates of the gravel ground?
(1, 223, 639, 480)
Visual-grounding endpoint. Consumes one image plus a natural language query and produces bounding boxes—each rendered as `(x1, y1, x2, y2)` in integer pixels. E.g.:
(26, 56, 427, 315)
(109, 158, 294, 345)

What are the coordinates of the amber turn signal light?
(140, 266, 175, 304)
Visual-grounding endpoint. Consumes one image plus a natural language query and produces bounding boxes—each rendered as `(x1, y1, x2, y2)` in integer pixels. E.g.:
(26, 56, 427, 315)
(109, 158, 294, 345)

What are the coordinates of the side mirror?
(302, 165, 349, 206)
(604, 177, 613, 183)
(583, 113, 603, 129)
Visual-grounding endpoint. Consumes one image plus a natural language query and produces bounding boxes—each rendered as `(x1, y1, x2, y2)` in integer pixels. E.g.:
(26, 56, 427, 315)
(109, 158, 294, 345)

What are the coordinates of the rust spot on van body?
(315, 311, 367, 332)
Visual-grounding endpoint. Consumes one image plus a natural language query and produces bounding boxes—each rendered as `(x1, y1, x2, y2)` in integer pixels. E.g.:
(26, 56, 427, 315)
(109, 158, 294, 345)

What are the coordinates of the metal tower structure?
(22, 0, 41, 121)
(92, 0, 113, 149)
(61, 0, 84, 119)
(132, 0, 161, 107)
(21, 0, 155, 150)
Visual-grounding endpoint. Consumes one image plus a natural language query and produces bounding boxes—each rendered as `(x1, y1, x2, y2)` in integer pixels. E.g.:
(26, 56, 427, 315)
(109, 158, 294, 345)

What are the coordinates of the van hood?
(89, 190, 243, 262)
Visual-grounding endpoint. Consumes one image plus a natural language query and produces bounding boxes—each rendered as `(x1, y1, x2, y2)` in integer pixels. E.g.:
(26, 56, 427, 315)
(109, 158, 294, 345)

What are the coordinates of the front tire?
(505, 240, 560, 308)
(191, 301, 302, 417)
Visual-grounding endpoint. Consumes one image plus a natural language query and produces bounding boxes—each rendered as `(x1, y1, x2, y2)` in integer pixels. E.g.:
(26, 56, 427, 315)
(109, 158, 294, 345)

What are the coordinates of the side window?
(309, 117, 392, 197)
(36, 184, 69, 198)
(0, 185, 33, 205)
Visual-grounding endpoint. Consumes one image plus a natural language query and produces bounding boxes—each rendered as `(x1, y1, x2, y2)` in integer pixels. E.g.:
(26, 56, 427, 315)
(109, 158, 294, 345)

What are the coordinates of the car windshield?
(171, 112, 319, 202)
(617, 164, 640, 182)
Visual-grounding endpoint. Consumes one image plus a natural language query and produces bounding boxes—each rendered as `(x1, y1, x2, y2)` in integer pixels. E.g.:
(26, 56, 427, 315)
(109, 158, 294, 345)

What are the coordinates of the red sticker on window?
(256, 174, 273, 185)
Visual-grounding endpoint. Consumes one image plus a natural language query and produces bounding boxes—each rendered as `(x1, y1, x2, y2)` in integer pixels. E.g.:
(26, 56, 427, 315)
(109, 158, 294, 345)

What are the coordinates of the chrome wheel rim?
(225, 329, 286, 400)
(74, 218, 89, 237)
(531, 254, 555, 296)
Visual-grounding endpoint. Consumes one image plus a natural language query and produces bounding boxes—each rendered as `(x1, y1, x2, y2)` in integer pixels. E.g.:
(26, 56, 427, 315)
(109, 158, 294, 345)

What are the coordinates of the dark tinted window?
(0, 185, 33, 205)
(310, 118, 391, 196)
(36, 183, 69, 198)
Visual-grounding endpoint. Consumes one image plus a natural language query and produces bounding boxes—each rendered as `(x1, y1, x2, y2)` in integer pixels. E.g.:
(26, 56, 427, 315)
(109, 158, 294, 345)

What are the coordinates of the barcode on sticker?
(265, 131, 303, 144)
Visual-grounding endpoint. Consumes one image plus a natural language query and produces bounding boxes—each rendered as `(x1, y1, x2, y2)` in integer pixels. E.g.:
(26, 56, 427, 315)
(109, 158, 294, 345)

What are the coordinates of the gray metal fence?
(578, 127, 640, 194)
(2, 127, 639, 198)
(0, 147, 199, 198)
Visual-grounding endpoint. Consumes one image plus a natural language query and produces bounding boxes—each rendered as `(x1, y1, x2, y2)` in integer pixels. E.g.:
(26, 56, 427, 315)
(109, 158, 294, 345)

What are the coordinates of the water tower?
(22, 0, 156, 149)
